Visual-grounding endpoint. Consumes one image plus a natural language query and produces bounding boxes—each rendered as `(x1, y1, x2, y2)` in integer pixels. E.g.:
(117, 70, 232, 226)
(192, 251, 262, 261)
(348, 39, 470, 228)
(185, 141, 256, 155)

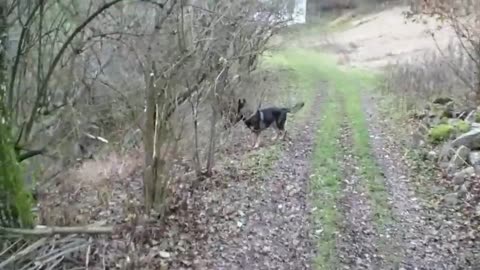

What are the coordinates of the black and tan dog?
(236, 99, 305, 148)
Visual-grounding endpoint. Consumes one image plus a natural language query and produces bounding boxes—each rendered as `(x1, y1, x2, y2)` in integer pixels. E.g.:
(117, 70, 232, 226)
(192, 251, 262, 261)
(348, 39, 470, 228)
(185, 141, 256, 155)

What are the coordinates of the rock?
(449, 145, 470, 169)
(443, 192, 458, 206)
(433, 97, 453, 105)
(452, 128, 480, 150)
(463, 166, 475, 176)
(426, 150, 437, 161)
(458, 183, 469, 197)
(474, 165, 480, 175)
(469, 151, 480, 165)
(439, 143, 455, 162)
(472, 123, 480, 129)
(471, 151, 480, 170)
(452, 171, 466, 185)
(159, 251, 171, 259)
(446, 163, 457, 176)
(452, 166, 474, 185)
(439, 161, 450, 170)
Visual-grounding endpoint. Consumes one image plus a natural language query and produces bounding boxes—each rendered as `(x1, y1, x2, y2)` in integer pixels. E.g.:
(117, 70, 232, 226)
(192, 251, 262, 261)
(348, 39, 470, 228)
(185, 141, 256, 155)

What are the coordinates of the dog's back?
(244, 107, 287, 131)
(237, 100, 305, 148)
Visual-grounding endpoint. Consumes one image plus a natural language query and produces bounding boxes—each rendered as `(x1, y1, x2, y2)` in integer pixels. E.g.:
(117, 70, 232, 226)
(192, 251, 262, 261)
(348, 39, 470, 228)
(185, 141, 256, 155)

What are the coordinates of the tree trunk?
(0, 2, 34, 228)
(190, 97, 202, 176)
(205, 105, 218, 176)
(143, 63, 156, 212)
(476, 42, 480, 106)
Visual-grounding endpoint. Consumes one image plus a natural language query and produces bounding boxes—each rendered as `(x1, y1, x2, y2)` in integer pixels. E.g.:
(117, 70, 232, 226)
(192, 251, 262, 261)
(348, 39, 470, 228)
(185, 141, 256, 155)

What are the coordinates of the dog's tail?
(284, 101, 305, 114)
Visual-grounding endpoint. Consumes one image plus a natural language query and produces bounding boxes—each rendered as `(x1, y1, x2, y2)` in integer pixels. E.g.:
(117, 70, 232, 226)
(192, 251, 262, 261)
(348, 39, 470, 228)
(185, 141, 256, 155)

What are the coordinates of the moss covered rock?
(454, 120, 471, 133)
(429, 124, 455, 143)
(429, 121, 472, 144)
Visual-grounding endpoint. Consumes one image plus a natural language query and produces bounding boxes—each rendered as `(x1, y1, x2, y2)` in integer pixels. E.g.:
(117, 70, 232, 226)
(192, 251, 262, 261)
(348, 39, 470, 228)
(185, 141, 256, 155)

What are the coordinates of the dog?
(236, 99, 305, 148)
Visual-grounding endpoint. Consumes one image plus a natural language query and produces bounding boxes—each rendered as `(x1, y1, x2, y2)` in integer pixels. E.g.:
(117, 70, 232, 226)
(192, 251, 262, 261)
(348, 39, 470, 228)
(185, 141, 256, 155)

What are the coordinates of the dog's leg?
(254, 136, 261, 149)
(272, 127, 280, 141)
(277, 113, 288, 141)
(253, 132, 261, 148)
(272, 121, 280, 141)
(278, 115, 288, 141)
(252, 132, 259, 148)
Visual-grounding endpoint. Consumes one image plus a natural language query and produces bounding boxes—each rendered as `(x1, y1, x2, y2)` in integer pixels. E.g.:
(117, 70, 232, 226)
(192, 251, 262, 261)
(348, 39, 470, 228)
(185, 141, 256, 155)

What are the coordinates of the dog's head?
(221, 98, 256, 129)
(237, 98, 261, 131)
(236, 98, 250, 122)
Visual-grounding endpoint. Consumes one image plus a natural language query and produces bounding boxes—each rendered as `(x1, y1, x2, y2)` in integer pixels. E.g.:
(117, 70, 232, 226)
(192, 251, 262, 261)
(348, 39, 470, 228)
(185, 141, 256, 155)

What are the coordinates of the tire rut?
(336, 105, 384, 269)
(361, 93, 459, 269)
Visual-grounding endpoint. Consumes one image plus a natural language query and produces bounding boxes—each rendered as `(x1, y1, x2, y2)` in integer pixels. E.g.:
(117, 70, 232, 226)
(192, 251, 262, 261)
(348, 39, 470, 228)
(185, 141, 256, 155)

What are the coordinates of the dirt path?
(361, 94, 463, 269)
(186, 83, 327, 269)
(336, 117, 384, 269)
(321, 82, 462, 269)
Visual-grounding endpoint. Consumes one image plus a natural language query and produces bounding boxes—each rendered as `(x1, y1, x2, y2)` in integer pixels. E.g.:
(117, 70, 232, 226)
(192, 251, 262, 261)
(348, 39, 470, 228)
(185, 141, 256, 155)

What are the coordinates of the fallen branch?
(0, 238, 47, 269)
(0, 224, 114, 236)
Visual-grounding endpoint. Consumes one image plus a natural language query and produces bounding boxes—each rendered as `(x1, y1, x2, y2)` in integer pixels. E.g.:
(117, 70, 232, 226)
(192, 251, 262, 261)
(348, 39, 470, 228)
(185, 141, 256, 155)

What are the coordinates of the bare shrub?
(384, 0, 480, 111)
(384, 39, 476, 109)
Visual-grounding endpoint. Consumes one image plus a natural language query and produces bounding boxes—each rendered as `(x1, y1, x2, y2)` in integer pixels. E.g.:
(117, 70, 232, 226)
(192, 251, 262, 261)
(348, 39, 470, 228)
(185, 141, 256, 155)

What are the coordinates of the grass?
(310, 86, 343, 268)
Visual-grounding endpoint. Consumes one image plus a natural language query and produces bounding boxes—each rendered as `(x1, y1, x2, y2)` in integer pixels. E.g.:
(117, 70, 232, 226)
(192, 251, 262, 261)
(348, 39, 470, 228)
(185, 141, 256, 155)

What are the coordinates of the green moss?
(0, 122, 34, 228)
(428, 124, 454, 143)
(454, 120, 470, 133)
(439, 117, 449, 124)
(475, 111, 480, 123)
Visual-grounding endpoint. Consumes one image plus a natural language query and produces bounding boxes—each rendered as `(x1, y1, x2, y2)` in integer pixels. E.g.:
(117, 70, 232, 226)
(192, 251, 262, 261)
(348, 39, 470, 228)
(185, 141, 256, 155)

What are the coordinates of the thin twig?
(85, 237, 92, 269)
(0, 238, 22, 257)
(0, 225, 114, 236)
